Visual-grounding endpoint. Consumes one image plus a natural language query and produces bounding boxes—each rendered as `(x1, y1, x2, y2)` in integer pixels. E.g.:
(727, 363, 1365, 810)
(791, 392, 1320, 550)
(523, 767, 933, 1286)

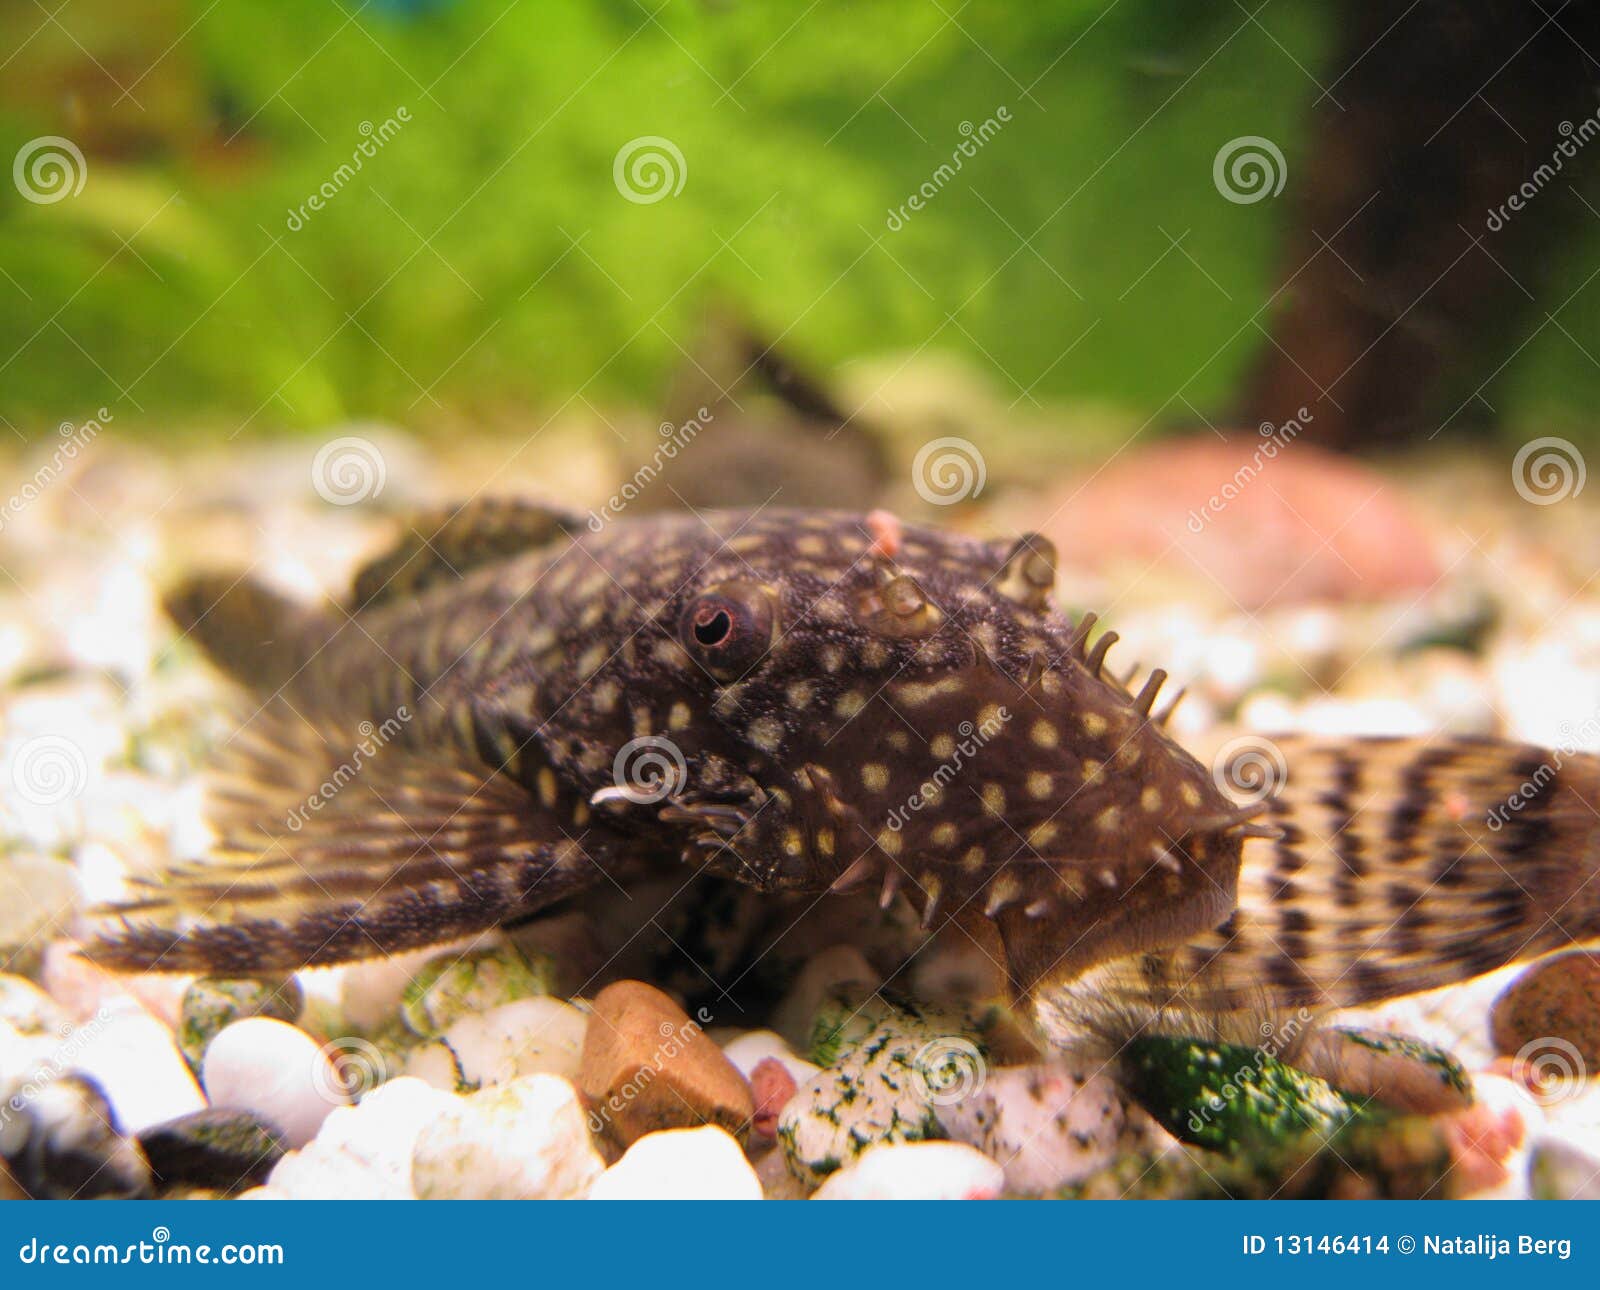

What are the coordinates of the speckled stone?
(936, 1062, 1131, 1194)
(1491, 952, 1600, 1068)
(778, 1001, 989, 1186)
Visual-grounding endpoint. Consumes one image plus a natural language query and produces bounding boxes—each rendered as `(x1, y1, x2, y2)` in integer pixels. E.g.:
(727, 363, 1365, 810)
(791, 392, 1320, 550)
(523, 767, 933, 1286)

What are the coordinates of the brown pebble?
(577, 981, 754, 1149)
(1490, 952, 1600, 1068)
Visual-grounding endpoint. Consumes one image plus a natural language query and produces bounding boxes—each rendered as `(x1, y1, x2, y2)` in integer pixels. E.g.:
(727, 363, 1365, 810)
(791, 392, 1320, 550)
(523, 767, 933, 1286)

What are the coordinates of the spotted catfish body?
(90, 501, 1600, 1011)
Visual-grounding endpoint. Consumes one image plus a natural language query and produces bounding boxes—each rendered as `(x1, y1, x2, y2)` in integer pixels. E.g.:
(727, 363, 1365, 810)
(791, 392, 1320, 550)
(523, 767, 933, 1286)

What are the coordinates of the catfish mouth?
(992, 828, 1247, 998)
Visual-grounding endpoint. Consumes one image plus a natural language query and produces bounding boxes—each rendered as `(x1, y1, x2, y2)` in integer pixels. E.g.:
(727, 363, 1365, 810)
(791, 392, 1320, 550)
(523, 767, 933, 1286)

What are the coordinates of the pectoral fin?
(85, 700, 611, 974)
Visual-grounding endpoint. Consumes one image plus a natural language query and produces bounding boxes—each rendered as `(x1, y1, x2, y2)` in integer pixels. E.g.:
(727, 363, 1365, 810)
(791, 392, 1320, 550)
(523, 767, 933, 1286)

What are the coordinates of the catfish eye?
(693, 607, 733, 647)
(679, 581, 776, 680)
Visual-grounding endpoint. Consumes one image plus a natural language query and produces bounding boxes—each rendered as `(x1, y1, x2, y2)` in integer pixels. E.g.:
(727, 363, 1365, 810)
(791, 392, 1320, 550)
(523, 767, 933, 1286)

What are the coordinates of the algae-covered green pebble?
(1121, 1033, 1366, 1155)
(400, 944, 555, 1038)
(178, 976, 304, 1069)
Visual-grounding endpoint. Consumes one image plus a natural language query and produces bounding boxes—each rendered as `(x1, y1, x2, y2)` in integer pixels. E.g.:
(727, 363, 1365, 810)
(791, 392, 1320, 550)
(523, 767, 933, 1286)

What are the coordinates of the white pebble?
(442, 997, 588, 1086)
(61, 1008, 204, 1135)
(811, 1141, 1005, 1200)
(331, 948, 441, 1034)
(202, 1017, 348, 1148)
(411, 1074, 603, 1199)
(269, 1077, 459, 1199)
(588, 1126, 761, 1200)
(402, 1040, 464, 1092)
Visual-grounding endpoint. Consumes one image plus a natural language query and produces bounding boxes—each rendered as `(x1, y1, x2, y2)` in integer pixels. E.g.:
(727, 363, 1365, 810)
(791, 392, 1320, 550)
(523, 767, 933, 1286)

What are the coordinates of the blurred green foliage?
(0, 1, 1596, 440)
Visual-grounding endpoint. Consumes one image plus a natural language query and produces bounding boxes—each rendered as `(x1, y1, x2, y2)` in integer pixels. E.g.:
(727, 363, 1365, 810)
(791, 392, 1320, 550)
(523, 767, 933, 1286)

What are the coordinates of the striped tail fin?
(1095, 735, 1600, 1012)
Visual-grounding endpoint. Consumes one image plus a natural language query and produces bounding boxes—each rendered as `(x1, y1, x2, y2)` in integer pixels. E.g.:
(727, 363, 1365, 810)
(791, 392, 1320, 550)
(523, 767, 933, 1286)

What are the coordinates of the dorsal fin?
(350, 498, 582, 613)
